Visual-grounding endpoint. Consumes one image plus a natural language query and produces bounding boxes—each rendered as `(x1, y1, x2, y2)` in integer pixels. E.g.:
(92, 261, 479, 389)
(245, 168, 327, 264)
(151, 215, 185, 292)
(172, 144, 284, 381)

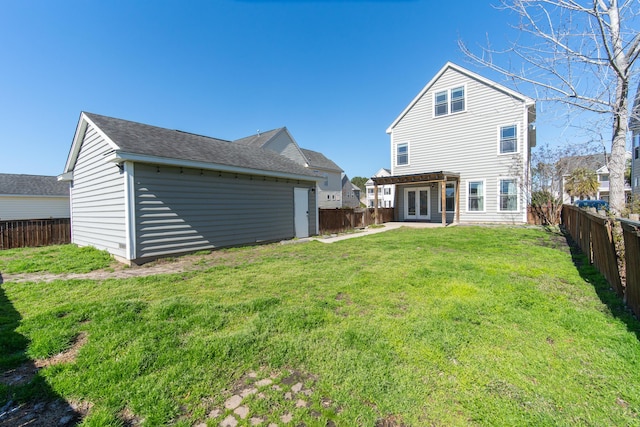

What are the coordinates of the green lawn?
(1, 226, 639, 426)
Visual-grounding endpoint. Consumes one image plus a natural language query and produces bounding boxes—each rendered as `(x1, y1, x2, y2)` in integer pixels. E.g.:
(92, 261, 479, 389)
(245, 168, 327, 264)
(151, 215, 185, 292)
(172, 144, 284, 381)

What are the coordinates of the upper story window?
(499, 125, 518, 154)
(451, 87, 465, 113)
(634, 134, 640, 147)
(435, 91, 448, 116)
(434, 85, 466, 117)
(599, 174, 609, 182)
(396, 142, 409, 166)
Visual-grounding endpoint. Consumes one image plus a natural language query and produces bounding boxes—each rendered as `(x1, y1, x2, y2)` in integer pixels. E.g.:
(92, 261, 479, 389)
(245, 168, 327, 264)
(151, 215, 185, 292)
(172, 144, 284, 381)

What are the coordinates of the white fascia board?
(386, 62, 535, 133)
(64, 112, 120, 173)
(58, 172, 73, 182)
(106, 151, 324, 183)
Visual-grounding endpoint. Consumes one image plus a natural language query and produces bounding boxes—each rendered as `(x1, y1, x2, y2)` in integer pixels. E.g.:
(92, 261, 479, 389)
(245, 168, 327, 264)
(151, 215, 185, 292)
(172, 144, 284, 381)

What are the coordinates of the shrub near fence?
(0, 218, 71, 250)
(318, 208, 394, 234)
(562, 205, 640, 318)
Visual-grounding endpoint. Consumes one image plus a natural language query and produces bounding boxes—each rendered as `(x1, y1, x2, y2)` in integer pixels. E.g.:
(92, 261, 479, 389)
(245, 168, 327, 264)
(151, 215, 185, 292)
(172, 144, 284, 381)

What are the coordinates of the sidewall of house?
(133, 164, 316, 261)
(0, 196, 70, 221)
(70, 124, 127, 258)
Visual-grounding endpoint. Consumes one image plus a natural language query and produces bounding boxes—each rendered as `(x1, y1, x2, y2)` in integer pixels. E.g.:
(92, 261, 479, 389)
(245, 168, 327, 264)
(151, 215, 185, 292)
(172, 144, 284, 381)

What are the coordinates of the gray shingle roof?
(300, 148, 343, 172)
(557, 154, 607, 174)
(0, 174, 69, 196)
(84, 113, 319, 179)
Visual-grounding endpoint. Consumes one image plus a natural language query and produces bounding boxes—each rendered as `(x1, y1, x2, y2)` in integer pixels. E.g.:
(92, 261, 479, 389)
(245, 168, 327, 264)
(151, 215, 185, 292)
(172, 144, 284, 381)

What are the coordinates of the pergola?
(371, 171, 461, 226)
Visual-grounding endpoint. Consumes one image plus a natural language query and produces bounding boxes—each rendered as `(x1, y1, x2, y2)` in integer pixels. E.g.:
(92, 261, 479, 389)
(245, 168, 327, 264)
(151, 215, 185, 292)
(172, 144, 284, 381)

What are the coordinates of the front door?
(294, 187, 309, 238)
(404, 187, 430, 220)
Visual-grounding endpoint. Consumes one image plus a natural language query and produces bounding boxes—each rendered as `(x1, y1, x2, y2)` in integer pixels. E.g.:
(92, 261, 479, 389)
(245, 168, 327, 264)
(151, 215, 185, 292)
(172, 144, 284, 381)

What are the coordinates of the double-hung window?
(396, 142, 409, 166)
(435, 91, 448, 116)
(451, 87, 465, 113)
(500, 125, 517, 154)
(434, 86, 465, 117)
(468, 180, 484, 212)
(499, 179, 518, 211)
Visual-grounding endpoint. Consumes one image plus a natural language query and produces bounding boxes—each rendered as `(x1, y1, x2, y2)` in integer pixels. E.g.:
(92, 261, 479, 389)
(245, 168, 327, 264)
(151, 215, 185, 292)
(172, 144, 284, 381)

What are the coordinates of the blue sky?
(2, 0, 571, 178)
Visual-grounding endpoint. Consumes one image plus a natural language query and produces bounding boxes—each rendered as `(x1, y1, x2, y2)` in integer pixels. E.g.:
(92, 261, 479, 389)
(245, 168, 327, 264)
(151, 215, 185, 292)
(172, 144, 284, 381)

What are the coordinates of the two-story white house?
(366, 168, 395, 208)
(374, 62, 536, 224)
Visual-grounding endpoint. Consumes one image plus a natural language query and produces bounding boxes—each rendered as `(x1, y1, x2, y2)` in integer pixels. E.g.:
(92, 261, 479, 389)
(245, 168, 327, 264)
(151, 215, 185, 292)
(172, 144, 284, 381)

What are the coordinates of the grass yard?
(1, 226, 640, 426)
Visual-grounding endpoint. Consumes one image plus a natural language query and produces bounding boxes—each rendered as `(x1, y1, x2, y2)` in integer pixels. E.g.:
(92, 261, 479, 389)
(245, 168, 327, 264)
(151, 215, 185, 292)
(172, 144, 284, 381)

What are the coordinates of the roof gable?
(300, 148, 342, 172)
(64, 113, 320, 180)
(235, 127, 309, 167)
(0, 174, 69, 196)
(387, 62, 535, 133)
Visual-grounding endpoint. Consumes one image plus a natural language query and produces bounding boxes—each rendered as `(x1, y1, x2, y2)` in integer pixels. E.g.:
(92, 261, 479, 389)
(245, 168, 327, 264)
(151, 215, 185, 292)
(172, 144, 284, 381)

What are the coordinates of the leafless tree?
(460, 0, 640, 214)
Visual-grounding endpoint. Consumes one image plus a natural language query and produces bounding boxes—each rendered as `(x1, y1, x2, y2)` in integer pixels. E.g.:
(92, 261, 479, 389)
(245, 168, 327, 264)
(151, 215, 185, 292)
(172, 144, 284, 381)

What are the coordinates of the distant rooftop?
(0, 174, 69, 196)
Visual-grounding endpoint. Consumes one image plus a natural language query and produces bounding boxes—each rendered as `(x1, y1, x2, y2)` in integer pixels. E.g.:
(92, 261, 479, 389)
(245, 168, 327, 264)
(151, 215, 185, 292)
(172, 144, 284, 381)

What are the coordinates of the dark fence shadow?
(0, 283, 82, 426)
(559, 227, 640, 342)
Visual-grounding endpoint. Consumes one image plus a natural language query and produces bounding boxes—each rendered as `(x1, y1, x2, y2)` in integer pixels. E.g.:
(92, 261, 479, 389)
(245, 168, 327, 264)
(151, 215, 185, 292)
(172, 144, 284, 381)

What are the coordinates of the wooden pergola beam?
(371, 171, 461, 225)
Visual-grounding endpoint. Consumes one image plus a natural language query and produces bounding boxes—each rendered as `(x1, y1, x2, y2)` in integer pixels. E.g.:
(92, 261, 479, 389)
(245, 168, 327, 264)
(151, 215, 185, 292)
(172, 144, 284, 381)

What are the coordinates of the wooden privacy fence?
(0, 218, 71, 250)
(562, 205, 640, 317)
(319, 208, 394, 234)
(621, 219, 640, 318)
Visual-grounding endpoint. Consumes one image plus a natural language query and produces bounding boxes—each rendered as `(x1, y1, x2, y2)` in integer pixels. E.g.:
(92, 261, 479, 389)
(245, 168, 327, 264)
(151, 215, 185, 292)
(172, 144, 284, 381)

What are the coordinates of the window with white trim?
(500, 125, 517, 154)
(435, 91, 448, 116)
(451, 86, 465, 113)
(396, 142, 409, 166)
(468, 180, 484, 212)
(438, 182, 456, 212)
(499, 178, 518, 211)
(434, 86, 465, 117)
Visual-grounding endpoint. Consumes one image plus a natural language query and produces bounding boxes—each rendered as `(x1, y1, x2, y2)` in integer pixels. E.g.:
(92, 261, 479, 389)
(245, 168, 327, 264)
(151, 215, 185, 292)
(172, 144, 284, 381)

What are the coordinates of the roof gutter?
(106, 151, 324, 183)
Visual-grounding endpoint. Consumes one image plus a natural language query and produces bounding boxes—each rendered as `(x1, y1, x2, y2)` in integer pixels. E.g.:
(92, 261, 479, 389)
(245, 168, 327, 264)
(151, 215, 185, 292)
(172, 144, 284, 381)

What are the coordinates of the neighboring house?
(376, 62, 536, 224)
(341, 175, 361, 208)
(558, 153, 633, 203)
(60, 113, 322, 264)
(301, 149, 343, 208)
(365, 168, 395, 208)
(0, 174, 70, 220)
(631, 81, 640, 197)
(234, 128, 344, 208)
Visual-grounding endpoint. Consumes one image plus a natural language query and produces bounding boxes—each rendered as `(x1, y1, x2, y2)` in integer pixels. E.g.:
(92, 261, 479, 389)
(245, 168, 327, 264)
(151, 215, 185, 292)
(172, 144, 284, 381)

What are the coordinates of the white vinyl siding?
(133, 164, 316, 260)
(0, 196, 70, 220)
(389, 66, 530, 222)
(70, 124, 127, 257)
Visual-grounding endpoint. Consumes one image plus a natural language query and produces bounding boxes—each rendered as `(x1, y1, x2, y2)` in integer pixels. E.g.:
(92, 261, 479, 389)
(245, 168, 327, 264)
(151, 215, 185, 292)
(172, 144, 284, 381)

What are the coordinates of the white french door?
(404, 187, 430, 220)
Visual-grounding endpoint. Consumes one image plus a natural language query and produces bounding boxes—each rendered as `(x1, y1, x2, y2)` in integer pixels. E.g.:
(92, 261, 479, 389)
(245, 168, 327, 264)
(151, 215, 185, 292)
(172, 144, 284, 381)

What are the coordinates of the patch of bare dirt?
(0, 333, 90, 426)
(0, 399, 92, 427)
(1, 245, 277, 284)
